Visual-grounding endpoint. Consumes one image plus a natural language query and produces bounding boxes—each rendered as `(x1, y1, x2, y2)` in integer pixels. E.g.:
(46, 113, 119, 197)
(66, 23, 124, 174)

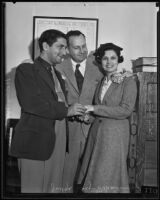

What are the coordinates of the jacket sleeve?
(93, 77, 137, 119)
(15, 64, 68, 120)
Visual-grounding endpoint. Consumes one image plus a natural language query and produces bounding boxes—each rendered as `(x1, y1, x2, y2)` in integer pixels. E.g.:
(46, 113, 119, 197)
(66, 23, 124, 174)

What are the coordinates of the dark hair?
(94, 43, 124, 64)
(66, 30, 86, 46)
(38, 29, 66, 52)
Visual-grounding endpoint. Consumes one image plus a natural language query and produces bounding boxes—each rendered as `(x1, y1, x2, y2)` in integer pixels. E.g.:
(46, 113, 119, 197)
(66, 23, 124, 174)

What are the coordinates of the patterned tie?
(50, 66, 69, 153)
(47, 66, 55, 84)
(75, 64, 84, 93)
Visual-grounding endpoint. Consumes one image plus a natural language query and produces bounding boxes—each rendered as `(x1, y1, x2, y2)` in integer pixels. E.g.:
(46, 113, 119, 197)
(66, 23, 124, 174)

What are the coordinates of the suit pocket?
(11, 129, 40, 154)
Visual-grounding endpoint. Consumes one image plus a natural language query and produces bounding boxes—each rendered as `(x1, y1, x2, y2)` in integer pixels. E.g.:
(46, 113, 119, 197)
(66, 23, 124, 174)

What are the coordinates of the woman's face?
(101, 49, 118, 74)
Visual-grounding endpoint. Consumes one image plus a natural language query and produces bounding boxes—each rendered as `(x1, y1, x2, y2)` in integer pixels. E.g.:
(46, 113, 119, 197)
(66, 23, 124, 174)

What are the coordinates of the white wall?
(5, 2, 157, 119)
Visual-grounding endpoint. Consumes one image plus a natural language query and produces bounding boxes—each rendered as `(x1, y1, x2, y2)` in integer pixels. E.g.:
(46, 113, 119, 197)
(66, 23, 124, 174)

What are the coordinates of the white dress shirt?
(100, 77, 112, 103)
(71, 59, 86, 77)
(84, 78, 112, 113)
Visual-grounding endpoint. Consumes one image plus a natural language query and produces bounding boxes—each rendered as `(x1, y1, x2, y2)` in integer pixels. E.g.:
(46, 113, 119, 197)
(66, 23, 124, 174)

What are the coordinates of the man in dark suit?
(10, 29, 86, 193)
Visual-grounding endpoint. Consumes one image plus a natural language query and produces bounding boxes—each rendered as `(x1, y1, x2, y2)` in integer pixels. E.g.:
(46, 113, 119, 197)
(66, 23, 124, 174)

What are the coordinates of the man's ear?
(42, 42, 49, 51)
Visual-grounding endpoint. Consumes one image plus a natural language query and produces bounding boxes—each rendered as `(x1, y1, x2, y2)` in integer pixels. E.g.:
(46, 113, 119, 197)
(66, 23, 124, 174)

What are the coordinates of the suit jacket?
(10, 57, 68, 161)
(56, 53, 103, 141)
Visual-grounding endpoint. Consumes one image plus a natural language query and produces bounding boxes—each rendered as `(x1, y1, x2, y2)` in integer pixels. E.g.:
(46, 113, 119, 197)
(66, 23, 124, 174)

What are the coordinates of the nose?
(62, 47, 67, 56)
(106, 58, 111, 65)
(80, 47, 84, 54)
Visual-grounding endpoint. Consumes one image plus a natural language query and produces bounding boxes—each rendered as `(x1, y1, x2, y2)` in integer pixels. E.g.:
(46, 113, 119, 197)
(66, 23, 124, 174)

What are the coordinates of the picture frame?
(33, 16, 99, 59)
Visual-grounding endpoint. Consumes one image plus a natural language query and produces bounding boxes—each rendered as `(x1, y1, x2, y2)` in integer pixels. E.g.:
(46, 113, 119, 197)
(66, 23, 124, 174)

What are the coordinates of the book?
(132, 57, 157, 67)
(133, 66, 157, 72)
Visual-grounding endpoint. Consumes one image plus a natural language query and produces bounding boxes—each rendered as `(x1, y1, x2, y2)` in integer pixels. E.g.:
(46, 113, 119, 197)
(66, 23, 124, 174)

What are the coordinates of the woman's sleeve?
(93, 77, 137, 119)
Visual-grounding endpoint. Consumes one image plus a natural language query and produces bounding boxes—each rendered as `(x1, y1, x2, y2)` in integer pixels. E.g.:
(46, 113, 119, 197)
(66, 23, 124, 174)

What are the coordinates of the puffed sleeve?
(93, 77, 137, 119)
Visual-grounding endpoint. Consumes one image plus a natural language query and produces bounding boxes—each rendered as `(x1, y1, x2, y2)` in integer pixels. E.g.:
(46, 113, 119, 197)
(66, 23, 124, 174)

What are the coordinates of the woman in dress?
(78, 43, 137, 193)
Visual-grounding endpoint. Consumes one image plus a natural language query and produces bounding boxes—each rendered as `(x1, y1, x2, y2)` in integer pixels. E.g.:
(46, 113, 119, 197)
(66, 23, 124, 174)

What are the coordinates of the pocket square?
(61, 75, 66, 80)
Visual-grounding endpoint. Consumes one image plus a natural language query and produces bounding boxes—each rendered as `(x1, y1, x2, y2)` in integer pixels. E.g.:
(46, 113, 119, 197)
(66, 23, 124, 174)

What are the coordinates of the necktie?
(47, 66, 55, 84)
(75, 64, 84, 93)
(50, 67, 60, 93)
(50, 66, 69, 153)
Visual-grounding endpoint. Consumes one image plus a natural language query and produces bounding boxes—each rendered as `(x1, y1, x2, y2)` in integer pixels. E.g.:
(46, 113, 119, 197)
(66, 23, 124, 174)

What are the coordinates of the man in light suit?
(56, 30, 103, 192)
(10, 29, 86, 193)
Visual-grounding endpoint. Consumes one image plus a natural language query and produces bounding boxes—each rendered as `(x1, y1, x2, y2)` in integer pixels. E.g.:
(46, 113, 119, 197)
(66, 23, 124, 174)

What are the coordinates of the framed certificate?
(33, 16, 98, 59)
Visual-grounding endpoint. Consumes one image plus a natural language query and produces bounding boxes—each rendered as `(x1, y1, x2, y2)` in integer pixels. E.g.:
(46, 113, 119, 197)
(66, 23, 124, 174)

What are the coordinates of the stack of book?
(132, 57, 157, 72)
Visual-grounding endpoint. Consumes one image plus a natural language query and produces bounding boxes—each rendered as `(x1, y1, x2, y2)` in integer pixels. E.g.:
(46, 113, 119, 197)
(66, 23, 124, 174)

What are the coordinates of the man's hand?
(21, 59, 33, 64)
(122, 68, 137, 80)
(67, 103, 86, 117)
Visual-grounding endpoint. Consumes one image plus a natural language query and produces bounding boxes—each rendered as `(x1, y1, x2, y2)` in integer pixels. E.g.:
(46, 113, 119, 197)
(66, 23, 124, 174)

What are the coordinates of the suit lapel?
(95, 77, 119, 104)
(79, 56, 100, 96)
(102, 82, 119, 103)
(62, 59, 79, 94)
(82, 60, 92, 90)
(34, 59, 57, 95)
(94, 79, 103, 105)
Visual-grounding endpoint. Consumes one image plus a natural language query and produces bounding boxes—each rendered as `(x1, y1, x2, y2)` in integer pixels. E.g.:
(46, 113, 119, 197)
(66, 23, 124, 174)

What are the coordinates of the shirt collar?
(71, 59, 86, 72)
(104, 76, 113, 84)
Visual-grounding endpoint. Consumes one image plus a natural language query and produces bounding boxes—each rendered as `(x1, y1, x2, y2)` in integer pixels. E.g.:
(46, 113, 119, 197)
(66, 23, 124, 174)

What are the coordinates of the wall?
(5, 2, 157, 119)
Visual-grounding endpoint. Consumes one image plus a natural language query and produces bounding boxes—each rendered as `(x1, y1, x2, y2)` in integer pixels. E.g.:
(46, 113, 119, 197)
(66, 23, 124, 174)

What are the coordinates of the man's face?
(67, 34, 88, 63)
(46, 37, 67, 65)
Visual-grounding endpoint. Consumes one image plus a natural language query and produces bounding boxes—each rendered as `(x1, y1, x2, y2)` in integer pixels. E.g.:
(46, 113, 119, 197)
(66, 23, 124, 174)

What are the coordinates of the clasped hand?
(67, 104, 95, 124)
(77, 105, 95, 124)
(84, 105, 94, 113)
(67, 103, 86, 117)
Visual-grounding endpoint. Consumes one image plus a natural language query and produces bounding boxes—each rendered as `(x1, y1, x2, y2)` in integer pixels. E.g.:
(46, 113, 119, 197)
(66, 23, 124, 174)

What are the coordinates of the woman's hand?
(67, 103, 86, 117)
(84, 105, 95, 113)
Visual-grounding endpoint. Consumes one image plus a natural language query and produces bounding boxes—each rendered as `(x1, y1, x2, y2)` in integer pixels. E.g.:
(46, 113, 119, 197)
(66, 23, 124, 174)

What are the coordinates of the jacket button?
(99, 119, 102, 123)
